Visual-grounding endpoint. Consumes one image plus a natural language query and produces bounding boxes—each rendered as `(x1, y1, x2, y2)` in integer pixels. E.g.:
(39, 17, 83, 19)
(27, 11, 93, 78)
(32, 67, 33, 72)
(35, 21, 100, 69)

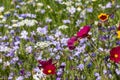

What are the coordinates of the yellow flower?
(117, 31, 120, 38)
(98, 13, 109, 22)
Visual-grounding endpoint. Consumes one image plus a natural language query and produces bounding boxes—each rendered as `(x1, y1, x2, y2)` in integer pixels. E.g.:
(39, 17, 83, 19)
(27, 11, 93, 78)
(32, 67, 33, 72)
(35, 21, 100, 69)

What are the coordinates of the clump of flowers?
(67, 25, 91, 50)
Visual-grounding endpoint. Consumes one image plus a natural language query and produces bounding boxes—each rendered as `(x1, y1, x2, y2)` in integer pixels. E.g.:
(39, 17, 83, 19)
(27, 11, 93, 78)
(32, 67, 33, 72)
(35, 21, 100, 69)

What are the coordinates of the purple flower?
(25, 72, 31, 78)
(57, 71, 62, 76)
(107, 63, 111, 68)
(60, 62, 66, 68)
(16, 76, 24, 80)
(109, 26, 116, 31)
(55, 55, 60, 60)
(56, 77, 61, 80)
(16, 5, 21, 8)
(15, 36, 20, 41)
(37, 26, 48, 35)
(10, 57, 19, 64)
(91, 53, 96, 57)
(2, 36, 8, 40)
(94, 72, 100, 77)
(55, 31, 62, 37)
(116, 41, 120, 45)
(6, 51, 14, 57)
(115, 69, 120, 75)
(29, 36, 35, 42)
(13, 46, 19, 50)
(8, 72, 14, 80)
(45, 18, 52, 23)
(20, 69, 25, 75)
(86, 8, 93, 12)
(96, 76, 101, 80)
(63, 19, 71, 24)
(77, 64, 84, 70)
(106, 2, 112, 8)
(87, 62, 92, 68)
(110, 14, 115, 19)
(26, 46, 32, 53)
(10, 30, 15, 35)
(19, 14, 27, 18)
(103, 70, 107, 74)
(8, 76, 13, 80)
(41, 9, 45, 14)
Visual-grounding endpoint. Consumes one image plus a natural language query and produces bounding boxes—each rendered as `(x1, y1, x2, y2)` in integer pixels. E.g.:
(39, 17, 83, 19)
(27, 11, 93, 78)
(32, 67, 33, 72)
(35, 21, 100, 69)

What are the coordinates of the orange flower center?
(114, 54, 118, 58)
(48, 70, 52, 73)
(100, 15, 107, 20)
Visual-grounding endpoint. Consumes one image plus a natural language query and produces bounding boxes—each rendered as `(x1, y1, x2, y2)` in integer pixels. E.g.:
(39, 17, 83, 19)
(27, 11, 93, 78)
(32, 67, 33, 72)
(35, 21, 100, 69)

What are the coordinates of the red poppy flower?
(43, 64, 56, 75)
(67, 36, 78, 50)
(110, 46, 120, 63)
(38, 59, 52, 68)
(77, 25, 90, 38)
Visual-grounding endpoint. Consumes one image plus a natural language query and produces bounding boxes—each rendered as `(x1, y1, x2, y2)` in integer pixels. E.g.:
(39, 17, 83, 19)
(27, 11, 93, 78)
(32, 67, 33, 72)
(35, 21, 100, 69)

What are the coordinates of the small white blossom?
(115, 69, 120, 75)
(20, 30, 28, 39)
(16, 76, 24, 80)
(58, 25, 68, 29)
(0, 6, 4, 12)
(0, 58, 2, 63)
(33, 69, 46, 80)
(35, 41, 51, 49)
(67, 6, 76, 14)
(37, 3, 44, 7)
(4, 61, 10, 67)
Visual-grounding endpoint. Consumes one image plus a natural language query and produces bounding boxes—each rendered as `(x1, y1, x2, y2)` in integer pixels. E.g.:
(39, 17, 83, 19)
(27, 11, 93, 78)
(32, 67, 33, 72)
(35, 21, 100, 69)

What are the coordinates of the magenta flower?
(77, 25, 90, 38)
(67, 36, 78, 50)
(38, 58, 52, 68)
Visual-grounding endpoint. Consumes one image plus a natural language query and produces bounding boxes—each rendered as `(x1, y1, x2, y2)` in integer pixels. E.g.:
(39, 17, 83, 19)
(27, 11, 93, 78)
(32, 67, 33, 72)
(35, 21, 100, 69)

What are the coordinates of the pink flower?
(77, 25, 90, 38)
(67, 36, 78, 50)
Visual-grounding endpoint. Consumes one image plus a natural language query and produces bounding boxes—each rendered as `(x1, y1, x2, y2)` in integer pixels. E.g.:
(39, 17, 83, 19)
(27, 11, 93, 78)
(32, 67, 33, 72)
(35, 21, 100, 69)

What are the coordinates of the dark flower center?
(100, 15, 107, 20)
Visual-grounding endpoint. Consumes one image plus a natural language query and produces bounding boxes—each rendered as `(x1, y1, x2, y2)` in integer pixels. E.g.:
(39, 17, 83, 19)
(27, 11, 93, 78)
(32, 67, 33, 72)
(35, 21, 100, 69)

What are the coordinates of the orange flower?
(98, 13, 109, 22)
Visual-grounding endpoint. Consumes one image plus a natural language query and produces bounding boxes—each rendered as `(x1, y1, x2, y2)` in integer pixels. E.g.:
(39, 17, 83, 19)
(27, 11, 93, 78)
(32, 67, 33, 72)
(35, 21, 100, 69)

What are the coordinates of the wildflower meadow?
(1, 0, 120, 80)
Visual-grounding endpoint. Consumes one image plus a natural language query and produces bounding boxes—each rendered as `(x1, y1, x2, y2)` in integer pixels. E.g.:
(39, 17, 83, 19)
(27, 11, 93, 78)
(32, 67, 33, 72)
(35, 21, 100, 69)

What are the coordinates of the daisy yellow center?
(48, 70, 52, 73)
(114, 54, 118, 58)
